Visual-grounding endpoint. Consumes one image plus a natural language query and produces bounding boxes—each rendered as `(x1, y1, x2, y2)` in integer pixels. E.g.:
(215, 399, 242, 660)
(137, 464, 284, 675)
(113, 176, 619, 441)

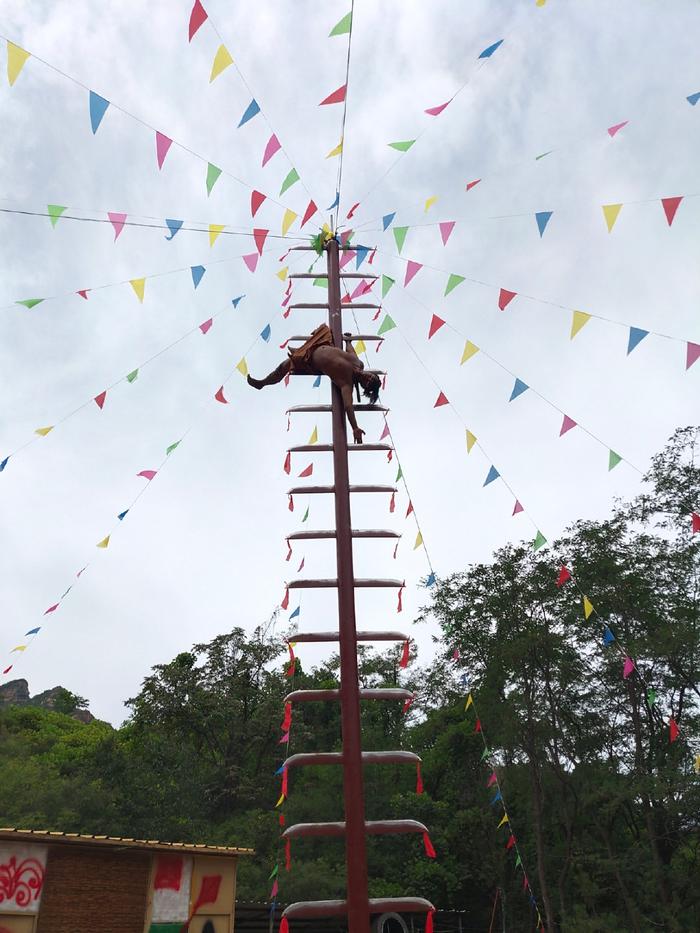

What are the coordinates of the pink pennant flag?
(155, 131, 173, 169)
(138, 469, 157, 481)
(487, 772, 498, 787)
(108, 212, 127, 240)
(214, 386, 228, 403)
(512, 500, 524, 516)
(607, 120, 628, 137)
(466, 179, 481, 191)
(622, 656, 635, 679)
(346, 202, 360, 219)
(44, 603, 59, 615)
(283, 451, 291, 475)
(279, 732, 289, 744)
(270, 880, 279, 899)
(254, 228, 269, 255)
(428, 314, 445, 338)
(188, 0, 208, 41)
(380, 421, 391, 440)
(94, 390, 107, 410)
(686, 342, 700, 370)
(439, 221, 455, 245)
(425, 100, 450, 116)
(661, 196, 683, 227)
(199, 318, 213, 334)
(262, 134, 281, 167)
(339, 250, 356, 269)
(434, 391, 449, 407)
(692, 512, 700, 534)
(498, 288, 517, 311)
(301, 200, 318, 227)
(251, 190, 266, 217)
(560, 415, 577, 436)
(243, 252, 259, 273)
(404, 260, 423, 287)
(350, 280, 369, 300)
(77, 289, 90, 300)
(319, 84, 347, 105)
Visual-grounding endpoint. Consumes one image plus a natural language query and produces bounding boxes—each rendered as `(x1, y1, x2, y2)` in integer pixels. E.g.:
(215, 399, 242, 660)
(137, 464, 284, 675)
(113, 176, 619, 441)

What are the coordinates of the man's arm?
(340, 383, 365, 444)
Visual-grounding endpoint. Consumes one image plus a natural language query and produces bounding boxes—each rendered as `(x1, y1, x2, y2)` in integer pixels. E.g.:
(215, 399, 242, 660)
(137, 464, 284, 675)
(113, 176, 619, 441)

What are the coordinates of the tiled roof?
(0, 827, 253, 857)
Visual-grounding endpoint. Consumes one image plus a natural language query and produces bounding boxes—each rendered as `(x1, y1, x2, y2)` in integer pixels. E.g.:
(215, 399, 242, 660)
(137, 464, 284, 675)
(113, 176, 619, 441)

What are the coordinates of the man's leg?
(247, 358, 292, 389)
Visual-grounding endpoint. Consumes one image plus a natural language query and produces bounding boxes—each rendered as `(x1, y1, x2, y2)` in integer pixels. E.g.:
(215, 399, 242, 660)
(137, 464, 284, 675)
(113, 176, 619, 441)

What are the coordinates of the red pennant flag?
(498, 288, 517, 311)
(2, 666, 12, 675)
(434, 391, 449, 407)
(512, 500, 523, 516)
(283, 451, 291, 474)
(44, 603, 59, 615)
(346, 202, 360, 219)
(281, 766, 288, 797)
(686, 342, 700, 370)
(560, 414, 577, 436)
(281, 702, 292, 731)
(297, 557, 305, 572)
(452, 648, 460, 661)
(214, 386, 228, 403)
(288, 494, 294, 512)
(285, 839, 291, 871)
(301, 200, 318, 228)
(466, 179, 481, 191)
(661, 196, 683, 226)
(556, 565, 572, 587)
(285, 541, 292, 562)
(406, 501, 414, 517)
(474, 718, 482, 733)
(669, 716, 680, 742)
(138, 470, 157, 480)
(423, 833, 436, 859)
(400, 639, 410, 668)
(288, 642, 295, 662)
(77, 289, 89, 299)
(428, 314, 445, 338)
(397, 584, 404, 613)
(416, 763, 424, 794)
(299, 463, 313, 478)
(254, 228, 269, 255)
(281, 587, 289, 610)
(506, 834, 516, 850)
(402, 696, 413, 714)
(251, 190, 266, 217)
(94, 390, 107, 409)
(199, 318, 213, 334)
(188, 0, 208, 41)
(487, 772, 497, 787)
(692, 512, 700, 533)
(320, 84, 347, 105)
(389, 492, 396, 513)
(279, 812, 285, 827)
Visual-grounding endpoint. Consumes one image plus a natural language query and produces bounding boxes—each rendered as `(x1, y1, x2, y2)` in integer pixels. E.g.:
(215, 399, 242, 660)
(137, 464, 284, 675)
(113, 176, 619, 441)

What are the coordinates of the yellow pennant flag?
(7, 42, 30, 87)
(210, 44, 233, 82)
(354, 339, 367, 355)
(308, 426, 318, 445)
(129, 278, 146, 302)
(209, 223, 225, 247)
(326, 138, 343, 159)
(460, 340, 479, 365)
(602, 203, 623, 233)
(282, 209, 298, 236)
(96, 535, 110, 549)
(570, 310, 591, 340)
(497, 813, 509, 829)
(465, 429, 477, 453)
(465, 693, 473, 711)
(321, 223, 333, 240)
(694, 754, 700, 775)
(276, 266, 289, 281)
(424, 195, 438, 212)
(414, 531, 423, 550)
(236, 357, 249, 377)
(35, 425, 54, 437)
(583, 596, 594, 620)
(275, 793, 285, 808)
(11, 645, 27, 653)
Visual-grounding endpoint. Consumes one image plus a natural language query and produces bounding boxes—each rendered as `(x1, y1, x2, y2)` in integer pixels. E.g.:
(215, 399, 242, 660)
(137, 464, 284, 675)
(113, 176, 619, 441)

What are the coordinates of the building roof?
(0, 828, 253, 857)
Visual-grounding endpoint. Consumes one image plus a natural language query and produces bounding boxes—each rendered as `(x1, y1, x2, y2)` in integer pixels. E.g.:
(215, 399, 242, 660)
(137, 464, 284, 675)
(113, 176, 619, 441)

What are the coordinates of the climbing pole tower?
(279, 237, 435, 933)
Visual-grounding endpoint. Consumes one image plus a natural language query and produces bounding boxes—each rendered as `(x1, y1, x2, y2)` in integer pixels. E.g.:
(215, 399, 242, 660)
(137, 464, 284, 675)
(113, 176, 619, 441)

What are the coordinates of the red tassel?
(369, 248, 377, 265)
(382, 374, 387, 390)
(425, 910, 434, 933)
(281, 588, 290, 610)
(506, 834, 516, 850)
(281, 702, 292, 731)
(389, 492, 396, 513)
(416, 763, 424, 794)
(280, 339, 290, 349)
(286, 415, 291, 432)
(284, 374, 290, 387)
(423, 832, 436, 858)
(288, 642, 295, 662)
(402, 696, 414, 714)
(285, 540, 292, 561)
(372, 307, 381, 321)
(282, 767, 288, 797)
(397, 585, 404, 613)
(283, 307, 291, 319)
(283, 452, 291, 475)
(399, 639, 410, 668)
(285, 839, 291, 870)
(376, 339, 384, 353)
(393, 541, 399, 559)
(670, 716, 680, 742)
(387, 449, 393, 462)
(280, 917, 289, 933)
(279, 812, 285, 827)
(288, 495, 294, 512)
(522, 874, 529, 891)
(285, 658, 296, 678)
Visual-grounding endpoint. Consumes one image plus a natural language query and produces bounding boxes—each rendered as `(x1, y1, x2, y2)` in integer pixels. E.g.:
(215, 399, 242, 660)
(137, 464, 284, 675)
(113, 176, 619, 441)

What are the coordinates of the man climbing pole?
(247, 323, 381, 444)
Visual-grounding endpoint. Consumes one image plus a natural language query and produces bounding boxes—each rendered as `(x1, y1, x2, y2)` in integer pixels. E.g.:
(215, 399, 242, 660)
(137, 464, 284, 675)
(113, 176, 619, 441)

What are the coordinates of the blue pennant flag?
(627, 327, 649, 355)
(490, 791, 502, 806)
(382, 212, 396, 231)
(687, 91, 700, 106)
(509, 378, 529, 401)
(232, 295, 245, 308)
(426, 572, 436, 587)
(327, 191, 340, 211)
(313, 375, 322, 387)
(238, 98, 260, 128)
(261, 324, 271, 342)
(89, 91, 110, 133)
(479, 39, 503, 59)
(535, 211, 553, 237)
(164, 219, 183, 240)
(25, 627, 41, 636)
(117, 510, 129, 521)
(355, 245, 370, 268)
(191, 265, 206, 289)
(274, 764, 285, 775)
(603, 626, 615, 646)
(289, 606, 300, 620)
(0, 456, 9, 472)
(484, 465, 500, 486)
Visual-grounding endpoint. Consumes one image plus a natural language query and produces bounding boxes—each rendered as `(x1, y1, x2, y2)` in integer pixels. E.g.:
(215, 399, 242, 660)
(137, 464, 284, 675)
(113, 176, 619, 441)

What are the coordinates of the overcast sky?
(1, 0, 698, 724)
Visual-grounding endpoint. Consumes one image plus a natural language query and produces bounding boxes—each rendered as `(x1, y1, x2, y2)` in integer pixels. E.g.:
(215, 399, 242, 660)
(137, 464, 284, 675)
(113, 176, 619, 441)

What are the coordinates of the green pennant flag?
(329, 11, 352, 36)
(646, 689, 657, 708)
(313, 277, 327, 288)
(47, 204, 67, 228)
(166, 441, 180, 456)
(515, 854, 522, 869)
(280, 168, 300, 195)
(302, 506, 309, 522)
(388, 139, 416, 152)
(126, 369, 139, 383)
(533, 531, 547, 551)
(480, 748, 490, 761)
(206, 162, 222, 196)
(535, 150, 553, 160)
(445, 273, 465, 297)
(608, 450, 622, 471)
(377, 313, 396, 335)
(381, 275, 395, 298)
(268, 864, 279, 880)
(396, 466, 403, 482)
(393, 226, 408, 254)
(15, 298, 44, 309)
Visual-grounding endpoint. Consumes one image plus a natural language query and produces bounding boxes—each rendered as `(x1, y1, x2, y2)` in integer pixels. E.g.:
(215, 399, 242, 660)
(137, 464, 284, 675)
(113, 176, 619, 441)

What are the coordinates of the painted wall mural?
(0, 845, 47, 915)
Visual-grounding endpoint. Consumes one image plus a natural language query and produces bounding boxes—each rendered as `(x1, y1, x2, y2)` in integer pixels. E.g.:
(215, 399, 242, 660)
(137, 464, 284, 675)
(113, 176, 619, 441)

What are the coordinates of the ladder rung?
(286, 485, 397, 495)
(282, 819, 427, 840)
(286, 529, 400, 540)
(286, 404, 388, 413)
(289, 273, 378, 280)
(285, 687, 413, 703)
(282, 750, 420, 769)
(287, 335, 384, 342)
(289, 631, 407, 643)
(288, 303, 330, 309)
(283, 898, 435, 921)
(286, 578, 404, 589)
(287, 443, 391, 453)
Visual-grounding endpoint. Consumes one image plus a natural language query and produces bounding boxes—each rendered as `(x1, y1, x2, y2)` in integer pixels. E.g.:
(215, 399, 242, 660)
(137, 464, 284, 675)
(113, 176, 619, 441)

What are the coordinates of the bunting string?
(334, 0, 355, 220)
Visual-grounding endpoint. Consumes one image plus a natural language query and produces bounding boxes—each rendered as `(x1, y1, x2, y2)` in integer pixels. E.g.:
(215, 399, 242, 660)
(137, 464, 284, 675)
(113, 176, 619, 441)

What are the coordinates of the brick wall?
(36, 845, 151, 933)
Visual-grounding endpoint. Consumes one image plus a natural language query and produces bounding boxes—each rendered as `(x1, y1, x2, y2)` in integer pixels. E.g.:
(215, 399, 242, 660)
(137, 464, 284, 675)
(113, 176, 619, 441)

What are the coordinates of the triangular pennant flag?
(627, 327, 649, 355)
(261, 324, 271, 343)
(570, 310, 591, 340)
(236, 358, 249, 377)
(326, 139, 343, 158)
(424, 196, 438, 213)
(206, 163, 222, 196)
(382, 212, 396, 230)
(214, 386, 228, 403)
(623, 656, 635, 679)
(308, 426, 318, 445)
(661, 196, 683, 227)
(254, 228, 269, 255)
(669, 717, 679, 742)
(602, 203, 623, 233)
(129, 278, 146, 302)
(16, 298, 44, 309)
(466, 179, 481, 191)
(533, 531, 547, 551)
(428, 314, 445, 339)
(166, 441, 180, 455)
(280, 168, 300, 195)
(94, 390, 107, 410)
(434, 391, 449, 408)
(44, 603, 59, 615)
(425, 100, 450, 116)
(7, 41, 31, 86)
(298, 462, 313, 478)
(165, 218, 183, 240)
(603, 626, 615, 645)
(560, 415, 577, 436)
(512, 500, 524, 516)
(47, 204, 67, 228)
(377, 313, 396, 335)
(466, 429, 477, 453)
(188, 0, 208, 40)
(687, 91, 700, 106)
(282, 209, 297, 236)
(319, 84, 347, 106)
(423, 833, 437, 859)
(250, 191, 267, 219)
(210, 44, 234, 82)
(209, 223, 225, 246)
(687, 342, 700, 370)
(25, 627, 41, 636)
(0, 456, 9, 472)
(302, 506, 309, 522)
(126, 369, 139, 383)
(692, 512, 700, 533)
(583, 596, 594, 619)
(535, 150, 553, 160)
(355, 245, 370, 268)
(243, 252, 259, 273)
(460, 340, 479, 365)
(497, 813, 509, 829)
(354, 339, 367, 355)
(498, 288, 517, 311)
(96, 535, 110, 548)
(535, 211, 552, 237)
(77, 289, 89, 299)
(479, 39, 504, 58)
(445, 273, 465, 297)
(556, 565, 571, 587)
(138, 470, 157, 480)
(509, 378, 528, 401)
(35, 425, 53, 436)
(277, 266, 289, 282)
(89, 91, 110, 133)
(155, 131, 173, 169)
(414, 531, 423, 550)
(607, 120, 628, 137)
(238, 99, 260, 128)
(313, 375, 322, 387)
(108, 212, 127, 240)
(404, 260, 422, 287)
(262, 134, 281, 166)
(609, 450, 622, 471)
(346, 201, 360, 219)
(393, 227, 408, 253)
(438, 221, 455, 246)
(330, 11, 352, 36)
(388, 139, 416, 152)
(191, 265, 206, 288)
(381, 275, 395, 299)
(484, 465, 499, 486)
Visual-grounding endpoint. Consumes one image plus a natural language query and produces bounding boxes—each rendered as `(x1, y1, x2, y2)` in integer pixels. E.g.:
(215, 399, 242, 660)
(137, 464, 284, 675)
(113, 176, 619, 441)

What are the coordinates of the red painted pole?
(326, 237, 370, 933)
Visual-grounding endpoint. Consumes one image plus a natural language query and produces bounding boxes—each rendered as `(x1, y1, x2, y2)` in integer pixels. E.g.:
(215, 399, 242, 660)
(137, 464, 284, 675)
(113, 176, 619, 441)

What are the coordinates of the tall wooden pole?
(326, 237, 370, 933)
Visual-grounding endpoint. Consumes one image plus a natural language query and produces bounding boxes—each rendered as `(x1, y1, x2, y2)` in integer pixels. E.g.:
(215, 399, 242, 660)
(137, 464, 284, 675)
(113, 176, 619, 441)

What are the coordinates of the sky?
(0, 0, 698, 725)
